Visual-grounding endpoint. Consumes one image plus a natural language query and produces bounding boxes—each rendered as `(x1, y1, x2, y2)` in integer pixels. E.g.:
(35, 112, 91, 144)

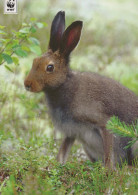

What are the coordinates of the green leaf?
(5, 65, 13, 72)
(29, 44, 41, 55)
(36, 22, 44, 29)
(30, 18, 37, 22)
(6, 41, 19, 50)
(42, 22, 47, 27)
(107, 116, 138, 139)
(15, 31, 28, 39)
(0, 30, 7, 35)
(12, 56, 19, 65)
(30, 26, 36, 33)
(28, 37, 40, 45)
(12, 44, 20, 49)
(1, 38, 11, 44)
(14, 48, 28, 57)
(0, 38, 7, 43)
(0, 25, 5, 29)
(2, 53, 13, 64)
(22, 46, 30, 52)
(19, 27, 30, 34)
(22, 22, 27, 26)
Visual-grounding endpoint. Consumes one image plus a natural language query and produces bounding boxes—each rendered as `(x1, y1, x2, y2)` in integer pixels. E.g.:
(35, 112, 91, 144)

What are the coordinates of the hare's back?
(70, 71, 138, 124)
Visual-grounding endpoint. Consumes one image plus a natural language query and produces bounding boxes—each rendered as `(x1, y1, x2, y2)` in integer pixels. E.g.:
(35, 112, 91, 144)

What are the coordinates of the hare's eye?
(46, 64, 54, 72)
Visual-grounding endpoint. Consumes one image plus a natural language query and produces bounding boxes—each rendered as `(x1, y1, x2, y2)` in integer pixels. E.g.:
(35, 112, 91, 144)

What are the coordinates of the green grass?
(0, 120, 138, 194)
(0, 0, 138, 194)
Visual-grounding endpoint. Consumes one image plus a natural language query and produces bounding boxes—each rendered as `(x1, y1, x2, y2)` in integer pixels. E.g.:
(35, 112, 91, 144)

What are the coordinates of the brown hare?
(24, 11, 138, 168)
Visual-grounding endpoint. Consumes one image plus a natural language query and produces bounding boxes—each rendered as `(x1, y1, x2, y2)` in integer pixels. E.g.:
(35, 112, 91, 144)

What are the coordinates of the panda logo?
(7, 0, 15, 8)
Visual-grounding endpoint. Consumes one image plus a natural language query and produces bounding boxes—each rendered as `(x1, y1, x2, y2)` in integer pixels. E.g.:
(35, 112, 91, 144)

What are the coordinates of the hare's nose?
(25, 85, 31, 91)
(24, 80, 32, 91)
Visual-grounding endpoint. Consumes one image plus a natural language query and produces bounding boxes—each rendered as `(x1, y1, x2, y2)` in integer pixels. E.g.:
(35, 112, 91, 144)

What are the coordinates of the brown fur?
(24, 11, 138, 168)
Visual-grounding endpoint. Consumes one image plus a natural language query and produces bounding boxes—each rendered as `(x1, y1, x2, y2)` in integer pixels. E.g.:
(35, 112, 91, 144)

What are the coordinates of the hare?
(24, 11, 138, 168)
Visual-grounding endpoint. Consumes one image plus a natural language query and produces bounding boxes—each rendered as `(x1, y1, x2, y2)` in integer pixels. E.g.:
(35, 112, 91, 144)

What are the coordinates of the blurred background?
(0, 0, 138, 161)
(1, 0, 138, 86)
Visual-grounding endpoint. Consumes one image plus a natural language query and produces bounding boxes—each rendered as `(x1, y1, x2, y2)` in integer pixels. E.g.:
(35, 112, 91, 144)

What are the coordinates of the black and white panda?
(7, 0, 15, 8)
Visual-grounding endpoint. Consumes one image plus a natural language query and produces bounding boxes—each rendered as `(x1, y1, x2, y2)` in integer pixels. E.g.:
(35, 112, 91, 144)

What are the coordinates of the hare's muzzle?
(25, 85, 31, 91)
(24, 76, 43, 93)
(24, 80, 32, 91)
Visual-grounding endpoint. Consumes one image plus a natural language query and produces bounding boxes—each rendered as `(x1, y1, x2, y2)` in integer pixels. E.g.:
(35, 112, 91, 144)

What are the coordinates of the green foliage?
(0, 118, 137, 194)
(0, 19, 47, 72)
(107, 116, 138, 148)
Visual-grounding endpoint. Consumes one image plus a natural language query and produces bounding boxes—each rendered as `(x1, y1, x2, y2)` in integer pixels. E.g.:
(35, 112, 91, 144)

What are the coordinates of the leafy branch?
(106, 116, 138, 148)
(0, 18, 47, 72)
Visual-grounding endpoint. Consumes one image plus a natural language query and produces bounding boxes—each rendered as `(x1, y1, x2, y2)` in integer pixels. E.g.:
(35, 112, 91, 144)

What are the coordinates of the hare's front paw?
(57, 137, 75, 164)
(57, 152, 66, 164)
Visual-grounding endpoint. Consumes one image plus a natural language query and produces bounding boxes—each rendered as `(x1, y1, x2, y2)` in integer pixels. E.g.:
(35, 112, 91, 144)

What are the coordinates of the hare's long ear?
(49, 11, 65, 52)
(60, 21, 83, 57)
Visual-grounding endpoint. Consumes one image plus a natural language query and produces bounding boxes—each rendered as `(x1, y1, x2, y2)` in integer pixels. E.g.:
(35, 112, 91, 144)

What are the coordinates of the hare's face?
(24, 11, 82, 93)
(24, 51, 68, 92)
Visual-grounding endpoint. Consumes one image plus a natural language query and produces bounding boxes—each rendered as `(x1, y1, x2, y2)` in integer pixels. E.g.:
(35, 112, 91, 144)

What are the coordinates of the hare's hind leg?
(57, 137, 75, 164)
(102, 129, 134, 169)
(101, 129, 115, 169)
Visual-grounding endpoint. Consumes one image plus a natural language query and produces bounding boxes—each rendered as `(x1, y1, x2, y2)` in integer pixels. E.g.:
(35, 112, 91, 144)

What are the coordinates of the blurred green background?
(0, 0, 138, 193)
(1, 0, 138, 89)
